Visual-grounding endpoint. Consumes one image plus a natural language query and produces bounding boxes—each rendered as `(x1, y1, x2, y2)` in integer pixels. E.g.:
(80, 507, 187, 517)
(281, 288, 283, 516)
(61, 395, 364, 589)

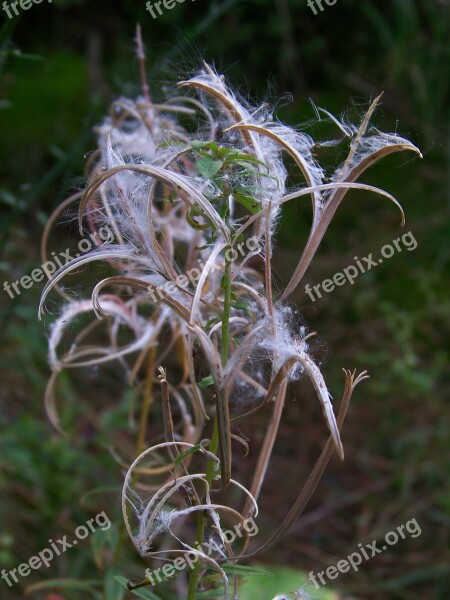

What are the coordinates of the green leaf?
(232, 191, 261, 214)
(195, 588, 226, 598)
(205, 315, 222, 329)
(231, 301, 253, 319)
(196, 157, 224, 178)
(239, 566, 337, 600)
(114, 576, 163, 599)
(91, 525, 120, 570)
(192, 140, 220, 155)
(222, 564, 273, 577)
(174, 440, 209, 466)
(3, 49, 43, 62)
(25, 579, 101, 595)
(217, 203, 229, 220)
(222, 150, 269, 171)
(186, 208, 210, 230)
(198, 375, 215, 389)
(104, 568, 126, 600)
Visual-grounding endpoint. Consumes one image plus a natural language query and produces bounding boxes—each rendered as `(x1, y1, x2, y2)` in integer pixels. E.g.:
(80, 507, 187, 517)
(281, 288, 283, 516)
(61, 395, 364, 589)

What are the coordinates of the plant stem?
(137, 346, 157, 454)
(187, 248, 232, 600)
(186, 419, 219, 600)
(221, 254, 232, 366)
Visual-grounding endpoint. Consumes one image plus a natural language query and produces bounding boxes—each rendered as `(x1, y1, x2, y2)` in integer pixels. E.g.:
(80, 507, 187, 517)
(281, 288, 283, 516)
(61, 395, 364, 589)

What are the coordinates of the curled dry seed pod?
(122, 440, 258, 596)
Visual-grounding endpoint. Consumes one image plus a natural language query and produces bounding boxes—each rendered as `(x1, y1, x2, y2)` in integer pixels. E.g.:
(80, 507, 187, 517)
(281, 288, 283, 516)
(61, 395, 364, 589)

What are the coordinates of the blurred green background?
(0, 0, 449, 599)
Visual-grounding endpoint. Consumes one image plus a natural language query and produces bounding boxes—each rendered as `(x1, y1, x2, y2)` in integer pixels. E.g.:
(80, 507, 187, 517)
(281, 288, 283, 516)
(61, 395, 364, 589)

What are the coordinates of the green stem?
(221, 254, 232, 366)
(186, 419, 219, 600)
(187, 248, 232, 600)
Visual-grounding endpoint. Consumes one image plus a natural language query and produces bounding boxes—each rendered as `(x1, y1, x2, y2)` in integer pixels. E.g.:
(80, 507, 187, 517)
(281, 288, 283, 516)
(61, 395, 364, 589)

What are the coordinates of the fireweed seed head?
(40, 52, 420, 597)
